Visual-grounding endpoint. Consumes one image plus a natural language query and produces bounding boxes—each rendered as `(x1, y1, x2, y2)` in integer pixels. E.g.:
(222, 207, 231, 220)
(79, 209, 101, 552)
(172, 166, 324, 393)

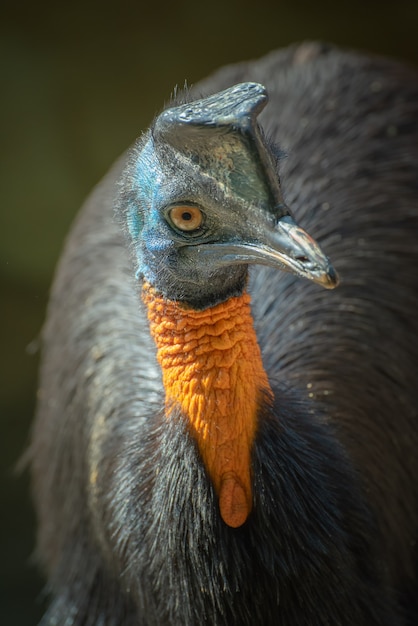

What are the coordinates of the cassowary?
(31, 42, 418, 625)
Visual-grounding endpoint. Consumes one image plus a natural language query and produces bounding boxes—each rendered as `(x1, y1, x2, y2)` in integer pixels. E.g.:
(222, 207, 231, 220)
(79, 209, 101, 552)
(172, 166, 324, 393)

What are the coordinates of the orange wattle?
(143, 283, 272, 527)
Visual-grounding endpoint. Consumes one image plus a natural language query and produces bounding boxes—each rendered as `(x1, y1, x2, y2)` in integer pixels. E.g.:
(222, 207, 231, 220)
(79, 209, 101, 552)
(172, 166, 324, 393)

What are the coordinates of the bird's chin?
(145, 255, 249, 309)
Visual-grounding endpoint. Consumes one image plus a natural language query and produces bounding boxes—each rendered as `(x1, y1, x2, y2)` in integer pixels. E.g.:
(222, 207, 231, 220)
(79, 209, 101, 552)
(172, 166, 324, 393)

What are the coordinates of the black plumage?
(31, 42, 418, 625)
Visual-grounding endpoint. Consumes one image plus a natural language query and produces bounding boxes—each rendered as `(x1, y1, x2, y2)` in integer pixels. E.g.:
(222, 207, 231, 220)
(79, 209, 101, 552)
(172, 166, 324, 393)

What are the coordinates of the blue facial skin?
(124, 134, 251, 307)
(126, 138, 176, 283)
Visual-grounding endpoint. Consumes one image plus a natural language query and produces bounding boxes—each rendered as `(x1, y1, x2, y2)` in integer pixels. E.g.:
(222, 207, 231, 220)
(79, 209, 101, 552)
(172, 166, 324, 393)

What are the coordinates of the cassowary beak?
(248, 215, 339, 289)
(196, 215, 339, 289)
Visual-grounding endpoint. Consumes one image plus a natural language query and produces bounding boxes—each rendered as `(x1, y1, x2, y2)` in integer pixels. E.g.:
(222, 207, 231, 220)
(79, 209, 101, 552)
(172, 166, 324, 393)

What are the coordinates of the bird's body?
(31, 43, 418, 625)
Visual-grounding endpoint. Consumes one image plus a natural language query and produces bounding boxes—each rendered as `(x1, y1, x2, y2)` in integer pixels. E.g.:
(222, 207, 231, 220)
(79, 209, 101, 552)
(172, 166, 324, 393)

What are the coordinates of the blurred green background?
(1, 1, 417, 623)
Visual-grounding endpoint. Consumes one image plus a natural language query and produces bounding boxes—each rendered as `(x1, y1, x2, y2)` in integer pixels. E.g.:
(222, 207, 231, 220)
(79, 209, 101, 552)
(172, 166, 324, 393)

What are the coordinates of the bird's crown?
(151, 82, 286, 219)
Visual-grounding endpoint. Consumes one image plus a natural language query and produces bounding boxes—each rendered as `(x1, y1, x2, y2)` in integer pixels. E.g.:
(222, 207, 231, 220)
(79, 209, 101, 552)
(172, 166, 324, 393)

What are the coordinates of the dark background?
(1, 1, 417, 624)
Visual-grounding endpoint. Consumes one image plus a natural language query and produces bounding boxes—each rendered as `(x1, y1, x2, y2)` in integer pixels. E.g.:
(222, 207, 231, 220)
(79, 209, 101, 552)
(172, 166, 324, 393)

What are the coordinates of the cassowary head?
(122, 82, 338, 309)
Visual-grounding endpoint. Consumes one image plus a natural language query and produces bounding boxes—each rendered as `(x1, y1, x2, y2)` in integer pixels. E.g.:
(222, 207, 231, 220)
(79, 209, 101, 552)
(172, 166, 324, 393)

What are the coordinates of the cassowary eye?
(169, 205, 203, 231)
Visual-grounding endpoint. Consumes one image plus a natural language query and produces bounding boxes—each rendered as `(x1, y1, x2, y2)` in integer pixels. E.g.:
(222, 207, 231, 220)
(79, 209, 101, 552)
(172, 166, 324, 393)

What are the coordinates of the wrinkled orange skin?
(143, 283, 272, 527)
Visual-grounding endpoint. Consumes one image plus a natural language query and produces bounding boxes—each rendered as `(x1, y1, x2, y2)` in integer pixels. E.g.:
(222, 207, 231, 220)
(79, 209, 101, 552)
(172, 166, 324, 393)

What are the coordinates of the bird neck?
(142, 282, 273, 528)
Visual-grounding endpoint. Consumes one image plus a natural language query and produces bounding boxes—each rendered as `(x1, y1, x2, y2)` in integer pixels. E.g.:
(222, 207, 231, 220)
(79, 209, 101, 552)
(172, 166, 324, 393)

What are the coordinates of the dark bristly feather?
(31, 42, 418, 625)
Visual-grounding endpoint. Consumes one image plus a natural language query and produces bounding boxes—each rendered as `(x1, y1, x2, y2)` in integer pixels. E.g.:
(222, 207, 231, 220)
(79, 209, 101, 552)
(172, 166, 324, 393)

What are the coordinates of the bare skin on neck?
(143, 284, 272, 527)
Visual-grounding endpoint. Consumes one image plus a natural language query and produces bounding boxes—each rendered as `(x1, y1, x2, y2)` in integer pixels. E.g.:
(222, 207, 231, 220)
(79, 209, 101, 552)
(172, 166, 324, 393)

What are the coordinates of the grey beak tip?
(324, 264, 339, 289)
